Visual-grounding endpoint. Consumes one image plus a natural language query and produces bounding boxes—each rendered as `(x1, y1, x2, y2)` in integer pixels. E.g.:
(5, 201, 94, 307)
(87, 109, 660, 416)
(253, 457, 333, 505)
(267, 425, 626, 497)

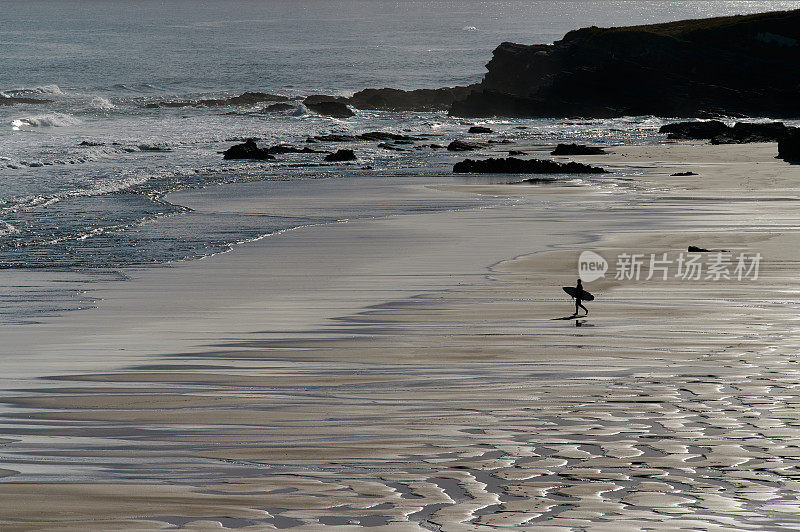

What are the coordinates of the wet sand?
(2, 142, 800, 530)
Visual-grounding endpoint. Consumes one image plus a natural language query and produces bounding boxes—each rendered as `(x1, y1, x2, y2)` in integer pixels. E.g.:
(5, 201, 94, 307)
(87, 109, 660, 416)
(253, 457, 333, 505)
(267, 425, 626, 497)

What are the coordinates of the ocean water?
(1, 0, 799, 321)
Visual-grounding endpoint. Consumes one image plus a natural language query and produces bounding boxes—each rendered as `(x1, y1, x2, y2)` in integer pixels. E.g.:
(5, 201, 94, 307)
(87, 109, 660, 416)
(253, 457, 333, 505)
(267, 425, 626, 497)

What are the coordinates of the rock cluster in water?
(222, 139, 275, 160)
(453, 157, 606, 174)
(660, 121, 798, 144)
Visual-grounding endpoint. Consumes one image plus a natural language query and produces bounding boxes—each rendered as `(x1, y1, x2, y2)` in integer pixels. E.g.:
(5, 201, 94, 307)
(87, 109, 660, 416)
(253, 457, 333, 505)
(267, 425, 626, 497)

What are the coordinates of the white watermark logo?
(578, 250, 608, 282)
(578, 251, 761, 281)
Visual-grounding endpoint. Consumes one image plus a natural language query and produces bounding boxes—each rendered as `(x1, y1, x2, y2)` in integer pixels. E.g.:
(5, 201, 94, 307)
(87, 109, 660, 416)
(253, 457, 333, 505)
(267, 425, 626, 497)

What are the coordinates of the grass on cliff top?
(567, 8, 799, 40)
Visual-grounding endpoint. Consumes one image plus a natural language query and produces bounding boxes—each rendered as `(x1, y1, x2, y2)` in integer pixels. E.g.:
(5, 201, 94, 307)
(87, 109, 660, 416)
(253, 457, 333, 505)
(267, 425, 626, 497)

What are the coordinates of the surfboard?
(563, 286, 595, 301)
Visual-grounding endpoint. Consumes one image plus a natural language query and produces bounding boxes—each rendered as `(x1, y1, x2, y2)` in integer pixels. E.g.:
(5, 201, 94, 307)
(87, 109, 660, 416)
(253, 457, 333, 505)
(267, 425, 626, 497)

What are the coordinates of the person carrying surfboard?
(573, 279, 588, 316)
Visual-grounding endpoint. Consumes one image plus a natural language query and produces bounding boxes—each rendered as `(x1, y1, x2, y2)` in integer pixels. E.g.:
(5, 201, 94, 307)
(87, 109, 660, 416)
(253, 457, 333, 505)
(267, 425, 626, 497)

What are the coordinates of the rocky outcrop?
(145, 92, 289, 108)
(325, 149, 357, 162)
(310, 132, 418, 143)
(449, 10, 800, 118)
(661, 120, 797, 143)
(453, 157, 606, 174)
(222, 139, 274, 160)
(659, 121, 729, 139)
(447, 140, 482, 151)
(778, 129, 800, 161)
(551, 143, 606, 155)
(347, 85, 478, 111)
(303, 99, 354, 118)
(711, 122, 792, 144)
(671, 171, 699, 176)
(468, 126, 493, 133)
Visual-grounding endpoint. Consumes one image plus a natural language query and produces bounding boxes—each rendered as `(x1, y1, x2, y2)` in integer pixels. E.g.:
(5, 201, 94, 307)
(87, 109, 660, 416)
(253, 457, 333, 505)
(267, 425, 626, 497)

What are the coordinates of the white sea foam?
(90, 96, 115, 110)
(0, 220, 19, 236)
(11, 113, 81, 130)
(1, 84, 64, 98)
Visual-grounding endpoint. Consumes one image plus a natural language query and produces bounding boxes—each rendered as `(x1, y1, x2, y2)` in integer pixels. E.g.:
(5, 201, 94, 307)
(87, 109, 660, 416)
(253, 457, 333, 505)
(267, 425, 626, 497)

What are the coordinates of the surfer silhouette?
(561, 280, 594, 318)
(573, 279, 588, 316)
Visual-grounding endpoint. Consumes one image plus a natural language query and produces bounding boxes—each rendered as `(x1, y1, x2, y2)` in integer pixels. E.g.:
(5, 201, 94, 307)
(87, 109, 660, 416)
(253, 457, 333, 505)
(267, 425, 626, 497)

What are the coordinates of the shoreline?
(3, 142, 800, 528)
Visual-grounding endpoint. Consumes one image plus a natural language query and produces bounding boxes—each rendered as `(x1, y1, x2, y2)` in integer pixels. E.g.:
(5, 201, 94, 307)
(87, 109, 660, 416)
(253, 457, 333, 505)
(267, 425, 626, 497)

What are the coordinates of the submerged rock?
(144, 91, 289, 108)
(222, 139, 274, 160)
(377, 142, 406, 151)
(468, 126, 493, 133)
(0, 96, 51, 106)
(449, 10, 800, 118)
(671, 171, 699, 176)
(453, 157, 606, 174)
(325, 149, 357, 162)
(304, 99, 355, 118)
(551, 143, 606, 155)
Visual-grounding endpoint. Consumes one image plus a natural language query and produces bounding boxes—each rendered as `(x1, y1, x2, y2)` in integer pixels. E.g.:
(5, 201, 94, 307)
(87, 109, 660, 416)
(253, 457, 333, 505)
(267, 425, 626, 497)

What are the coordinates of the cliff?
(450, 9, 800, 118)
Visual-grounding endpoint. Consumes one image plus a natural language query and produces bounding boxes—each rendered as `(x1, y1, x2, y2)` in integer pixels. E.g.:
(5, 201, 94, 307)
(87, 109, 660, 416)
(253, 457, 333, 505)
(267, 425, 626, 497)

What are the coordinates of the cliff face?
(450, 10, 800, 118)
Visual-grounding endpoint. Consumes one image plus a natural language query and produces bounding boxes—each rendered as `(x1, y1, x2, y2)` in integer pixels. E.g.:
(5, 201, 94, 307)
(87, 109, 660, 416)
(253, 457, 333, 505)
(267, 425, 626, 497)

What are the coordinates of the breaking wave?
(1, 84, 64, 98)
(11, 113, 81, 130)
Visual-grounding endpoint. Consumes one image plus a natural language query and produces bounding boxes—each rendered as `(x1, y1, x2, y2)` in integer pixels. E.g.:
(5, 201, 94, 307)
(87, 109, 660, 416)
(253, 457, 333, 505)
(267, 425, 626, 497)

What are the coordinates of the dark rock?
(144, 92, 289, 108)
(449, 10, 800, 118)
(660, 121, 729, 139)
(468, 126, 493, 133)
(429, 144, 444, 149)
(222, 138, 275, 160)
(688, 246, 710, 252)
(778, 128, 800, 161)
(551, 143, 606, 155)
(671, 171, 698, 176)
(453, 157, 606, 174)
(311, 132, 417, 143)
(78, 141, 104, 147)
(303, 94, 345, 105)
(447, 140, 482, 151)
(710, 122, 791, 144)
(358, 132, 418, 141)
(264, 102, 296, 112)
(508, 150, 525, 155)
(325, 149, 357, 162)
(304, 99, 354, 118)
(347, 85, 479, 111)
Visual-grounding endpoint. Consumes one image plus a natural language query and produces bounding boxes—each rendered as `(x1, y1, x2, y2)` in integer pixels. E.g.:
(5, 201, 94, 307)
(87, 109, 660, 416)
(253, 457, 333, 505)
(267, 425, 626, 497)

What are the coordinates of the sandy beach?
(3, 141, 800, 530)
